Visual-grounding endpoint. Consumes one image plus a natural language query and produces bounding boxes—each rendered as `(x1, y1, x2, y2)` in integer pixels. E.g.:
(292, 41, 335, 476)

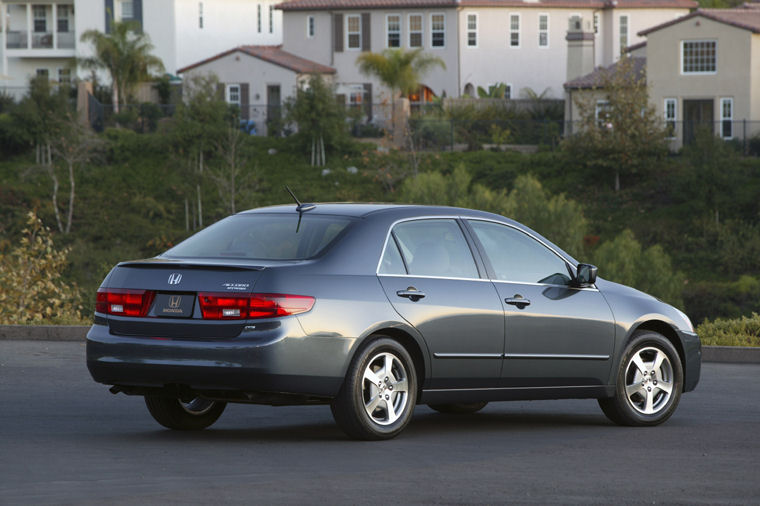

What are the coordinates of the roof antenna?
(285, 186, 316, 233)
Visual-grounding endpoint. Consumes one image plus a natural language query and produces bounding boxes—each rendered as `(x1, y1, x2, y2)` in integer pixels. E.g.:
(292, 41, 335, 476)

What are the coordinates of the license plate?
(154, 293, 194, 318)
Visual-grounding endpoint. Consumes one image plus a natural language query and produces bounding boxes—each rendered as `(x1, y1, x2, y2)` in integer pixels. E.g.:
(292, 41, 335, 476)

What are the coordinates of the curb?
(1, 325, 759, 364)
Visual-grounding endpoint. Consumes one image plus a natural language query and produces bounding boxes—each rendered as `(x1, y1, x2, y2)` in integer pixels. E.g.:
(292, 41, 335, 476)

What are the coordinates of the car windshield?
(163, 213, 353, 260)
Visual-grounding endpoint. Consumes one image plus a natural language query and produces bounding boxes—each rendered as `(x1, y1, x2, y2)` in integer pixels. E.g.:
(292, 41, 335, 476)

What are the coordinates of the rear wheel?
(428, 402, 488, 414)
(331, 337, 417, 440)
(144, 396, 226, 430)
(599, 331, 683, 426)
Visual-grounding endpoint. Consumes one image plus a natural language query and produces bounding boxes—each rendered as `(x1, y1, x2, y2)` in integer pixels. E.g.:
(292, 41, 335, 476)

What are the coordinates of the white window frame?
(408, 13, 423, 48)
(466, 12, 477, 48)
(593, 12, 599, 34)
(198, 2, 203, 29)
(619, 14, 628, 53)
(57, 5, 71, 33)
(36, 68, 49, 79)
(346, 14, 362, 50)
(386, 14, 401, 48)
(680, 40, 717, 75)
(538, 13, 549, 48)
(430, 13, 445, 49)
(257, 4, 261, 33)
(720, 97, 733, 139)
(120, 0, 134, 20)
(596, 100, 611, 128)
(226, 84, 241, 106)
(269, 5, 273, 34)
(307, 15, 315, 38)
(509, 13, 520, 48)
(505, 83, 512, 99)
(664, 98, 677, 139)
(33, 5, 47, 32)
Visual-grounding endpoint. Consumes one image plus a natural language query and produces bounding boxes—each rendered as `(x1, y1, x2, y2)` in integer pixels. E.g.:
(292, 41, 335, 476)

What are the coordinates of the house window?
(121, 0, 134, 20)
(33, 5, 47, 32)
(664, 98, 677, 139)
(387, 14, 400, 48)
(619, 15, 628, 53)
(226, 84, 241, 106)
(596, 100, 612, 127)
(349, 89, 363, 110)
(269, 5, 273, 33)
(58, 68, 71, 85)
(307, 15, 315, 38)
(505, 84, 512, 99)
(409, 14, 422, 48)
(682, 40, 717, 74)
(721, 98, 733, 139)
(257, 5, 261, 33)
(431, 13, 445, 48)
(538, 14, 548, 48)
(593, 13, 599, 34)
(509, 14, 520, 48)
(198, 2, 203, 28)
(36, 68, 49, 79)
(466, 13, 477, 47)
(346, 14, 361, 50)
(57, 5, 71, 32)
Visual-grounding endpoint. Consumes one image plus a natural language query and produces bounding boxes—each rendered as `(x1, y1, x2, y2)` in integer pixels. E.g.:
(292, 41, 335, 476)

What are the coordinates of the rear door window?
(387, 219, 479, 279)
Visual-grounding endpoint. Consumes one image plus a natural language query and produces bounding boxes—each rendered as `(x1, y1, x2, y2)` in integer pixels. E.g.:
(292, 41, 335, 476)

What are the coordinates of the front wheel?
(599, 331, 683, 426)
(144, 396, 226, 430)
(331, 337, 417, 440)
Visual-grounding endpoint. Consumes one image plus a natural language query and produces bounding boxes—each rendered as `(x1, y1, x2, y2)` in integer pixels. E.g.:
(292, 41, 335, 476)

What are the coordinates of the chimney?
(566, 15, 595, 82)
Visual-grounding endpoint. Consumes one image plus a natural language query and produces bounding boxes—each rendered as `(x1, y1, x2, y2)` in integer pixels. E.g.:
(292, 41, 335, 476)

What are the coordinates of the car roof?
(240, 203, 503, 219)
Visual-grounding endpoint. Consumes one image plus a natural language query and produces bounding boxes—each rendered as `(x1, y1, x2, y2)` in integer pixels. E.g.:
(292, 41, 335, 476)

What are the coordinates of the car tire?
(331, 337, 417, 440)
(144, 396, 226, 430)
(428, 402, 488, 414)
(599, 331, 683, 426)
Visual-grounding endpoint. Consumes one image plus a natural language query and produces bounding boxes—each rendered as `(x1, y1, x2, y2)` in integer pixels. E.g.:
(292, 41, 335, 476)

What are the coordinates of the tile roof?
(177, 45, 336, 75)
(639, 8, 760, 35)
(277, 0, 695, 10)
(564, 56, 646, 89)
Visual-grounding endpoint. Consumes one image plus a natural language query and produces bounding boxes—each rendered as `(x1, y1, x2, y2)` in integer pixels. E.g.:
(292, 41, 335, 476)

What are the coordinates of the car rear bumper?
(679, 330, 701, 393)
(86, 319, 354, 399)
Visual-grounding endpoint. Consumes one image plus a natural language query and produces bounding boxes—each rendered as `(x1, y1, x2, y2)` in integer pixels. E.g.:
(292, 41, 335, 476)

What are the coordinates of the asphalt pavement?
(1, 340, 758, 505)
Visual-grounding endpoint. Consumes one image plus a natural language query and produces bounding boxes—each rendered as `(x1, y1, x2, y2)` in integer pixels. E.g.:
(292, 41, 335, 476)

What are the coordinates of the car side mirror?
(576, 264, 598, 287)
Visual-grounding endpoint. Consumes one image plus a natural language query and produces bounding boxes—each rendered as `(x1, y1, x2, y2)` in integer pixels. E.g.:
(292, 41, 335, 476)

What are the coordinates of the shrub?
(0, 211, 85, 324)
(697, 313, 760, 347)
(592, 229, 684, 308)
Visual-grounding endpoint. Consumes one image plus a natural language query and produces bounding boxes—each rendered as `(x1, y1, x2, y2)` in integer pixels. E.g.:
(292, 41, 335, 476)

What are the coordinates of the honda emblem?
(167, 273, 182, 285)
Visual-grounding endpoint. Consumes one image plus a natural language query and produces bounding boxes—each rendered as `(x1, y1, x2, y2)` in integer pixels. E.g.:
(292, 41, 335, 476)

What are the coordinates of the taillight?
(198, 293, 315, 320)
(96, 289, 155, 317)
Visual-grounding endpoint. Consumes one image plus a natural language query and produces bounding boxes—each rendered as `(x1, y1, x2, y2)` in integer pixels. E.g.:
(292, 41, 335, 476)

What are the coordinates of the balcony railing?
(5, 30, 76, 50)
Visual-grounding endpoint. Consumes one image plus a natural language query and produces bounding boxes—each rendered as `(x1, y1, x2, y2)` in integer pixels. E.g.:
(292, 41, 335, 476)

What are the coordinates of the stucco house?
(640, 7, 760, 148)
(176, 45, 336, 135)
(274, 0, 694, 109)
(565, 6, 760, 149)
(0, 0, 284, 99)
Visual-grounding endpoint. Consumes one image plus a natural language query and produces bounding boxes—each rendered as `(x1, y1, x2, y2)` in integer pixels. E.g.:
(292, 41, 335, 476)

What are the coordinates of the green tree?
(79, 20, 164, 113)
(592, 229, 684, 307)
(284, 74, 348, 166)
(400, 166, 587, 256)
(356, 48, 445, 126)
(0, 211, 84, 324)
(562, 56, 668, 191)
(169, 73, 230, 229)
(12, 75, 69, 164)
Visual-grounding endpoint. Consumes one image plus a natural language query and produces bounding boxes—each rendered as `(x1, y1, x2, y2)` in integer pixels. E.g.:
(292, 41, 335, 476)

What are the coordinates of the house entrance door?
(683, 99, 714, 145)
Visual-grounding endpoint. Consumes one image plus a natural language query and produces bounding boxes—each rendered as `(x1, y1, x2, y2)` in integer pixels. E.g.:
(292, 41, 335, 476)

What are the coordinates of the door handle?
(505, 296, 531, 308)
(397, 288, 426, 301)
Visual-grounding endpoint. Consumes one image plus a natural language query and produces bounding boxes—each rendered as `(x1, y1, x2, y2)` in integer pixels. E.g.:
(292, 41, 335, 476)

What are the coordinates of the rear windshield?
(163, 213, 353, 260)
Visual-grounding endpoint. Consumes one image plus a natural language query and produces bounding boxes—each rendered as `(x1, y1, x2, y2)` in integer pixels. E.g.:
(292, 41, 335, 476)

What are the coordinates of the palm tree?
(356, 48, 445, 127)
(79, 20, 164, 113)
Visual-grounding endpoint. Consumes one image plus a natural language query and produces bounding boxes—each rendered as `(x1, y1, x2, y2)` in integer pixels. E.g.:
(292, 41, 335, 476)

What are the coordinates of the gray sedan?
(87, 203, 700, 439)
